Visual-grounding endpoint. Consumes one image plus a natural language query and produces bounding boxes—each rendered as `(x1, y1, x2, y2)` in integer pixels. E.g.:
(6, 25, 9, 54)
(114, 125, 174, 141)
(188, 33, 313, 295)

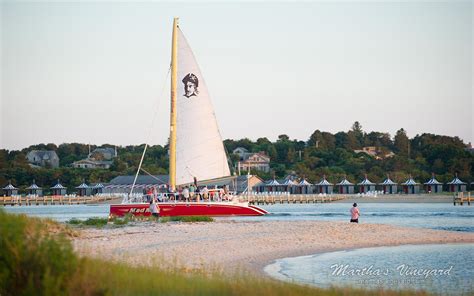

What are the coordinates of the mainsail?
(173, 27, 230, 185)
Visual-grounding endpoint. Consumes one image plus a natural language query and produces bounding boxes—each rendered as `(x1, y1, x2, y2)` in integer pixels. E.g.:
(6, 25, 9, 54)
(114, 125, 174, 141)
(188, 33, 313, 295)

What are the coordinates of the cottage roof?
(447, 177, 466, 185)
(337, 178, 354, 186)
(51, 183, 66, 189)
(424, 177, 442, 185)
(233, 147, 248, 153)
(358, 177, 375, 185)
(297, 179, 312, 186)
(28, 150, 58, 160)
(76, 183, 90, 189)
(265, 179, 280, 186)
(3, 183, 18, 190)
(380, 178, 397, 185)
(91, 183, 105, 189)
(280, 179, 296, 186)
(92, 147, 115, 155)
(26, 183, 42, 190)
(316, 178, 333, 186)
(402, 178, 419, 185)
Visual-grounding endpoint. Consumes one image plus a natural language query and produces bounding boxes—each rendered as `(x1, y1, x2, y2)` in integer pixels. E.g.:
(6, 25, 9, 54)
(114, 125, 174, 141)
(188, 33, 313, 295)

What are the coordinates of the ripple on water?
(264, 243, 474, 296)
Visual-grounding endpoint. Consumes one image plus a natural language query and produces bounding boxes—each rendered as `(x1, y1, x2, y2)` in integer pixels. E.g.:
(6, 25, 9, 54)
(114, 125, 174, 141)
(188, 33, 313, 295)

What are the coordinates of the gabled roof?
(76, 183, 90, 189)
(27, 150, 58, 160)
(91, 183, 105, 189)
(316, 178, 333, 186)
(402, 178, 419, 185)
(233, 147, 248, 153)
(337, 178, 353, 186)
(447, 177, 466, 185)
(358, 177, 375, 185)
(380, 178, 397, 185)
(297, 179, 312, 186)
(3, 183, 18, 190)
(424, 177, 442, 185)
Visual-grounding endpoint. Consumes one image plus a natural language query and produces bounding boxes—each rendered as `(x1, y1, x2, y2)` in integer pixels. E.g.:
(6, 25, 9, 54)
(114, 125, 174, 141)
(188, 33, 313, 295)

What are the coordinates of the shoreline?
(72, 220, 474, 276)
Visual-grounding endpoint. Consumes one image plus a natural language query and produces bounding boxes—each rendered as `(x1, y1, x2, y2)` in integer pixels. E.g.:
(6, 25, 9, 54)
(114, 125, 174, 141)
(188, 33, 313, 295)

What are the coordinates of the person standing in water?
(149, 199, 160, 219)
(350, 203, 360, 223)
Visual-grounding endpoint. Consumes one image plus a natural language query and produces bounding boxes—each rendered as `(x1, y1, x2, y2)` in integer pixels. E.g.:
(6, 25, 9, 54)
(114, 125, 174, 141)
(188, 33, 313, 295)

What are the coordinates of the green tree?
(394, 128, 409, 157)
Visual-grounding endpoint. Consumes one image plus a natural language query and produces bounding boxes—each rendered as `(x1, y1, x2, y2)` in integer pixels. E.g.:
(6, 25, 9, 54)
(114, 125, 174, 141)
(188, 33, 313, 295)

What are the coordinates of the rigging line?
(139, 168, 167, 184)
(128, 65, 171, 198)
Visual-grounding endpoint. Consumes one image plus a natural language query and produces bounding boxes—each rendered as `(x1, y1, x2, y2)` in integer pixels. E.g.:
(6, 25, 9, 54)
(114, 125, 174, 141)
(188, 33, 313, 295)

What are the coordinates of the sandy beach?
(72, 220, 474, 275)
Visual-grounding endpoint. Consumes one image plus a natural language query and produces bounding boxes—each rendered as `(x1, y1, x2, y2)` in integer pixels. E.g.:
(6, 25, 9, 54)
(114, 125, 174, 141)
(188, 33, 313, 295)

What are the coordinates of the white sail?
(175, 28, 230, 185)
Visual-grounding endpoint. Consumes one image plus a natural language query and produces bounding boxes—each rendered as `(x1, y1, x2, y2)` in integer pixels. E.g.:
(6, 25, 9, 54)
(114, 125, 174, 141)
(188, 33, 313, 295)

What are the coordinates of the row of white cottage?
(2, 180, 105, 197)
(255, 175, 470, 194)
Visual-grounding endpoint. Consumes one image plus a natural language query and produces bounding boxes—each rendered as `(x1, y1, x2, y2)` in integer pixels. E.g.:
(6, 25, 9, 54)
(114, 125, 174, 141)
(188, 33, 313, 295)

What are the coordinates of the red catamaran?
(110, 18, 266, 217)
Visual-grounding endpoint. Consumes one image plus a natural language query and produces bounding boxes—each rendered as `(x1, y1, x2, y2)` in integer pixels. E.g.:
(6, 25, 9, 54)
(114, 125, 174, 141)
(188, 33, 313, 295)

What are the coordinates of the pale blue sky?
(1, 1, 472, 150)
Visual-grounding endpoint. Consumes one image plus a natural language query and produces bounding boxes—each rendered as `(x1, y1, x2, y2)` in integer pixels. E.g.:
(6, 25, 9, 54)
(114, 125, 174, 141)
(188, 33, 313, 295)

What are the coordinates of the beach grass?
(0, 209, 430, 296)
(67, 215, 214, 227)
(162, 215, 214, 223)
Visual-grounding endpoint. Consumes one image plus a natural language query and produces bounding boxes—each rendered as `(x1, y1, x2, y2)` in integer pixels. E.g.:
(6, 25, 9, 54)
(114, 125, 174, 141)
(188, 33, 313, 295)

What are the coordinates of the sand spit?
(72, 220, 474, 274)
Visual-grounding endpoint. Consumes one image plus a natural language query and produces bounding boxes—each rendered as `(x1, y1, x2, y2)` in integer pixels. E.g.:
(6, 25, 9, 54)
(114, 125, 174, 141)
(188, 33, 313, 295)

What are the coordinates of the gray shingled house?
(26, 150, 59, 168)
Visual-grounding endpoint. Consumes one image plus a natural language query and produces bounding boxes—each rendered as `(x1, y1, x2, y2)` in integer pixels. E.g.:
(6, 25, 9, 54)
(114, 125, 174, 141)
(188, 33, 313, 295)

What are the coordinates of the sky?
(1, 1, 472, 150)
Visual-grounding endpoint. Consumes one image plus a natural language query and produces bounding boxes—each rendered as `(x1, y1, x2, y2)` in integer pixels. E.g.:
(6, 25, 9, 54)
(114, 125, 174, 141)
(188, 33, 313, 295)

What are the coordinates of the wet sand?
(72, 220, 474, 274)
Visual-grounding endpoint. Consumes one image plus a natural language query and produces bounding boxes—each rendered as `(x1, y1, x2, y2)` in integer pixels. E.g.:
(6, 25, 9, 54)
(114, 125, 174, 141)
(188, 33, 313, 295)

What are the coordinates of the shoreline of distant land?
(72, 220, 474, 277)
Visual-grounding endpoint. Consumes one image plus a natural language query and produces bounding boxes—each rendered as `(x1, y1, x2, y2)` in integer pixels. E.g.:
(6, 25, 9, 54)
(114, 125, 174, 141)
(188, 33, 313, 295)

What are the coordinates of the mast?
(169, 17, 179, 191)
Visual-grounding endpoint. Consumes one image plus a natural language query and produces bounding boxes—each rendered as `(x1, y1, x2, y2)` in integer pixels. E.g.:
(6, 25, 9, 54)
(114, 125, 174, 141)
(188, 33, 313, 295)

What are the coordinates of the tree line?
(1, 122, 472, 192)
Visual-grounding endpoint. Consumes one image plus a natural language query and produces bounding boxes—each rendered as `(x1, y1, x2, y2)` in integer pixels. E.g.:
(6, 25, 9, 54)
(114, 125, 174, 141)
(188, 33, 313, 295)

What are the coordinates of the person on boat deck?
(183, 186, 190, 202)
(146, 187, 153, 203)
(201, 186, 209, 201)
(189, 184, 196, 201)
(350, 203, 360, 223)
(149, 199, 160, 218)
(182, 73, 199, 98)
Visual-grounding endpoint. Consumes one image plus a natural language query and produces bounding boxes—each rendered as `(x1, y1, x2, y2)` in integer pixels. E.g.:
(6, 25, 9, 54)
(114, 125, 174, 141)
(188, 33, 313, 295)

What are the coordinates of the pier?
(453, 192, 472, 206)
(242, 194, 346, 205)
(1, 195, 121, 206)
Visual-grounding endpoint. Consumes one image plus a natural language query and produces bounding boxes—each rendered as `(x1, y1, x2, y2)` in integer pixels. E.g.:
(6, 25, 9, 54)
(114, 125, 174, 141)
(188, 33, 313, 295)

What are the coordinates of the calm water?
(3, 203, 474, 232)
(264, 244, 474, 296)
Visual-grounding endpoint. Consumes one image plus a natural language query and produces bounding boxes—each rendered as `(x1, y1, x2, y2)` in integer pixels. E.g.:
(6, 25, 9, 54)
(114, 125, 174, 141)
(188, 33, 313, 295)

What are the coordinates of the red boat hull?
(110, 202, 267, 217)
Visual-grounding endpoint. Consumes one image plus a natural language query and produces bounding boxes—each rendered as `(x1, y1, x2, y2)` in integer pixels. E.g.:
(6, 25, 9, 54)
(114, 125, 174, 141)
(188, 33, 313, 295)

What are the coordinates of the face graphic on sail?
(182, 73, 199, 98)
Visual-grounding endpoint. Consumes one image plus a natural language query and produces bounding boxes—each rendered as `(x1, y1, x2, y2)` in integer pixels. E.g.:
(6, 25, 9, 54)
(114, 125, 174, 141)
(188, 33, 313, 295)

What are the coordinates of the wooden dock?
(1, 195, 121, 206)
(242, 194, 346, 205)
(453, 192, 472, 206)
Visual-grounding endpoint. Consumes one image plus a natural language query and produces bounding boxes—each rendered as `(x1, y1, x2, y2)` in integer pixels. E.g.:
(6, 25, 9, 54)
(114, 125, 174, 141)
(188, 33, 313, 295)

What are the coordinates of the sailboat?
(109, 18, 267, 217)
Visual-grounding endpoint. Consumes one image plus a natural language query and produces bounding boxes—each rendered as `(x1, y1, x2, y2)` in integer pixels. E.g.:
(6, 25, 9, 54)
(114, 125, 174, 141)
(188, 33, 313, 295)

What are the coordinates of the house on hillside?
(72, 159, 113, 169)
(353, 146, 394, 160)
(72, 146, 117, 169)
(26, 150, 60, 168)
(233, 147, 270, 173)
